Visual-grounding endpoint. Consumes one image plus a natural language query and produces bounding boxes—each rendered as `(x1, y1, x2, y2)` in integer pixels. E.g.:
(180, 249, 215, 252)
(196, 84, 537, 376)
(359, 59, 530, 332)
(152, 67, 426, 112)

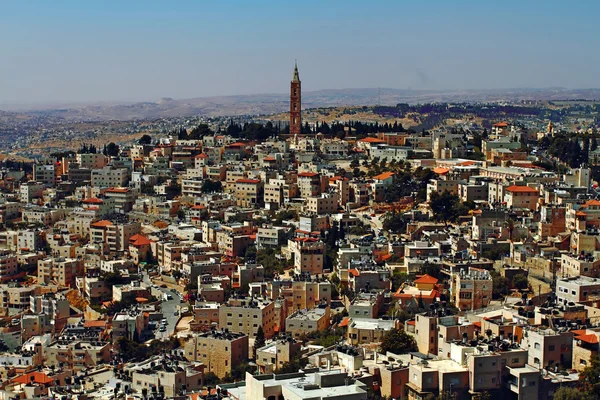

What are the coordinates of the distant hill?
(1, 87, 599, 121)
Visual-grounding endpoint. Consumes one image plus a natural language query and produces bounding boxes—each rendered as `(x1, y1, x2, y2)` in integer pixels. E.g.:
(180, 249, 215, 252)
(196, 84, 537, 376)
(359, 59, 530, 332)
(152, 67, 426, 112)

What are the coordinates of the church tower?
(290, 62, 302, 135)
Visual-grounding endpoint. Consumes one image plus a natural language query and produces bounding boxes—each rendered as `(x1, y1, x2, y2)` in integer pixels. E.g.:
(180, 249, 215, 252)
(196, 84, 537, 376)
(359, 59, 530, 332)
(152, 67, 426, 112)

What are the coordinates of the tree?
(201, 179, 222, 193)
(512, 274, 529, 290)
(138, 134, 152, 145)
(429, 190, 474, 223)
(104, 142, 120, 157)
(253, 326, 266, 356)
(382, 212, 407, 234)
(553, 387, 582, 400)
(491, 271, 509, 299)
(379, 328, 417, 355)
(165, 180, 181, 200)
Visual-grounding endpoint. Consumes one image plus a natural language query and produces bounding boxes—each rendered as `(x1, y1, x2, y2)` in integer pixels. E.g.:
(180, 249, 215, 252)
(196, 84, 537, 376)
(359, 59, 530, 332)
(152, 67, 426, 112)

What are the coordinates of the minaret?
(290, 61, 302, 136)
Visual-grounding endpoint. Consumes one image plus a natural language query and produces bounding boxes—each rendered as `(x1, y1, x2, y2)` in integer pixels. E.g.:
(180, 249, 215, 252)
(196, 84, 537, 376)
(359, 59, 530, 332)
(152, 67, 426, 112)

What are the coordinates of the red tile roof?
(13, 372, 54, 385)
(493, 122, 508, 127)
(91, 220, 114, 228)
(297, 172, 319, 177)
(106, 187, 129, 193)
(84, 320, 107, 328)
(358, 137, 386, 143)
(373, 171, 395, 181)
(348, 269, 360, 277)
(339, 317, 350, 327)
(264, 156, 276, 161)
(129, 234, 152, 246)
(433, 167, 450, 174)
(415, 274, 439, 284)
(236, 178, 260, 184)
(506, 185, 538, 194)
(576, 333, 599, 344)
(82, 197, 103, 204)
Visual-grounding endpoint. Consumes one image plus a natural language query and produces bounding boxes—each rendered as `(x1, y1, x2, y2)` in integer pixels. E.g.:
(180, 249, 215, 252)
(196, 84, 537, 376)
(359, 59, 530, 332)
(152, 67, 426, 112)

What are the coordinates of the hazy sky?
(1, 1, 599, 104)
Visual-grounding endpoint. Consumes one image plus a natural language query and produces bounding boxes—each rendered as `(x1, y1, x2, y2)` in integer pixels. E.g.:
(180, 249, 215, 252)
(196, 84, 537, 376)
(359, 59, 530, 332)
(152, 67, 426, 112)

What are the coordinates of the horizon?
(2, 1, 600, 104)
(2, 85, 600, 110)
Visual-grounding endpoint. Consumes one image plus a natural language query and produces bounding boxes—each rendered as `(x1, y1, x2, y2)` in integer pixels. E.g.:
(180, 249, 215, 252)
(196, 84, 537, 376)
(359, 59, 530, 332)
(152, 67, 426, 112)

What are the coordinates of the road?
(141, 271, 183, 339)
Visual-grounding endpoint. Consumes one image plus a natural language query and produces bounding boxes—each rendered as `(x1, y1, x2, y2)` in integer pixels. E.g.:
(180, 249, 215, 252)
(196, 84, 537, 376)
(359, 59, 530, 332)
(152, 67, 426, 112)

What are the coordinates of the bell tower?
(290, 61, 301, 135)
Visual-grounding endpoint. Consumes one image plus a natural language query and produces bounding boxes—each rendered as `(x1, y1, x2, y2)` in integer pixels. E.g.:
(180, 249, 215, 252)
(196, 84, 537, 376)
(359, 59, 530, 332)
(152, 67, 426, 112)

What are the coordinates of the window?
(549, 345, 555, 351)
(534, 343, 541, 350)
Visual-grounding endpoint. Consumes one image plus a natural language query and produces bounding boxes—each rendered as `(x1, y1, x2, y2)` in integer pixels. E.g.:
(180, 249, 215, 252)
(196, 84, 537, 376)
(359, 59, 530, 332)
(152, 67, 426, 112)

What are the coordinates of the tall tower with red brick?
(290, 62, 302, 135)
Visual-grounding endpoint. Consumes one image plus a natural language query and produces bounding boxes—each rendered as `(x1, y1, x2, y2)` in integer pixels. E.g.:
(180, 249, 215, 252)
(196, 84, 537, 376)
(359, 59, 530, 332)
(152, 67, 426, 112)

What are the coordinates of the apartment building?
(19, 182, 45, 203)
(504, 185, 540, 210)
(104, 187, 135, 213)
(37, 257, 81, 287)
(451, 267, 493, 311)
(90, 219, 140, 252)
(288, 238, 325, 275)
(0, 250, 18, 282)
(297, 172, 322, 198)
(286, 306, 330, 338)
(256, 338, 302, 374)
(234, 179, 264, 208)
(127, 356, 204, 398)
(44, 340, 111, 371)
(33, 164, 56, 187)
(256, 226, 288, 248)
(520, 327, 573, 369)
(91, 166, 129, 188)
(219, 297, 279, 339)
(556, 275, 600, 304)
(183, 331, 248, 378)
(76, 153, 108, 169)
(303, 192, 339, 215)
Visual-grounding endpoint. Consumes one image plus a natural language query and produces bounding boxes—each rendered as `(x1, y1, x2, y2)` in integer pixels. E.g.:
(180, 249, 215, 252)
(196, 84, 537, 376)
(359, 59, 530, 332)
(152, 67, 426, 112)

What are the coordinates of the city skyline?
(1, 1, 600, 104)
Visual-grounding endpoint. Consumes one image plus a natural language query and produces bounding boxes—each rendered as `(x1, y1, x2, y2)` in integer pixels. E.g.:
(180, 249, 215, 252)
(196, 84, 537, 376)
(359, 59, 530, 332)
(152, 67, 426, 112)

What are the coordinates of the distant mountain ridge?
(1, 87, 599, 121)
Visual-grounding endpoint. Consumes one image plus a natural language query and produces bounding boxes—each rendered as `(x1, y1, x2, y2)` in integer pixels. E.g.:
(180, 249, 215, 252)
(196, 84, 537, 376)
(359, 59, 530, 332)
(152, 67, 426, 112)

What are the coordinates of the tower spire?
(292, 61, 300, 82)
(290, 61, 302, 135)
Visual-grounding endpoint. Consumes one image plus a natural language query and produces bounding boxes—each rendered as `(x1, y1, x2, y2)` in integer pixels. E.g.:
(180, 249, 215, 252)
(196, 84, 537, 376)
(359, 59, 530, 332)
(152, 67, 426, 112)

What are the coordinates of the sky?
(1, 0, 599, 104)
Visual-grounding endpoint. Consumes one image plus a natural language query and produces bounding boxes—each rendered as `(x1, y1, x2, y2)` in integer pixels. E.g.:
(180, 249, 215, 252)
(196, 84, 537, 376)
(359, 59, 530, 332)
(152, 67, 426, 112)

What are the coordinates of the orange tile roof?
(348, 269, 360, 277)
(236, 178, 260, 184)
(91, 220, 114, 228)
(339, 317, 350, 327)
(106, 187, 129, 193)
(191, 205, 206, 210)
(264, 156, 276, 161)
(228, 142, 246, 147)
(415, 274, 439, 284)
(358, 137, 386, 143)
(506, 185, 538, 194)
(195, 153, 208, 159)
(583, 200, 600, 207)
(493, 122, 508, 127)
(407, 320, 416, 326)
(13, 372, 54, 385)
(298, 172, 319, 177)
(458, 160, 477, 166)
(129, 234, 152, 246)
(576, 333, 599, 344)
(82, 197, 103, 204)
(373, 171, 395, 181)
(84, 320, 107, 328)
(433, 167, 450, 174)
